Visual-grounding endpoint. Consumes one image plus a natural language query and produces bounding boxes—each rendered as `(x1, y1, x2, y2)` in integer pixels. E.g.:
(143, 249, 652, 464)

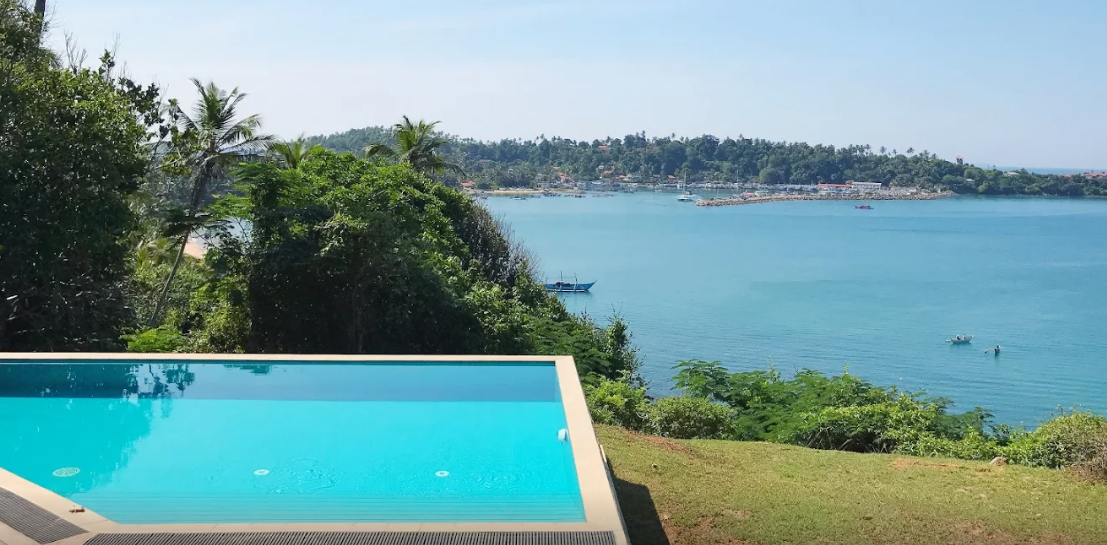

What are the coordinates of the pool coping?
(0, 354, 628, 545)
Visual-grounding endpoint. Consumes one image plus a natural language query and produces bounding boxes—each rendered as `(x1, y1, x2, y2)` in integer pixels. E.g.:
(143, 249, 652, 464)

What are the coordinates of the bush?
(896, 430, 1002, 461)
(1010, 412, 1107, 468)
(585, 377, 650, 431)
(122, 326, 186, 353)
(649, 396, 735, 440)
(1072, 438, 1107, 485)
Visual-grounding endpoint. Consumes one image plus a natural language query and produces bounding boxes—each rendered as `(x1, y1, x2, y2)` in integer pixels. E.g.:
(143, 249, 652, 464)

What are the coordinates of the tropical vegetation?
(312, 127, 1107, 196)
(586, 360, 1107, 483)
(0, 0, 637, 383)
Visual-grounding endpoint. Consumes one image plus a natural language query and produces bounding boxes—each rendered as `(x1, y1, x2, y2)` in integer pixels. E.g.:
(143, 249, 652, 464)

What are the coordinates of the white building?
(851, 181, 883, 192)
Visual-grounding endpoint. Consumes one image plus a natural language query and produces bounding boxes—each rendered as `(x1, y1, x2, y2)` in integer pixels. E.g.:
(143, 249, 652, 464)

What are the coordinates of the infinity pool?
(0, 360, 585, 524)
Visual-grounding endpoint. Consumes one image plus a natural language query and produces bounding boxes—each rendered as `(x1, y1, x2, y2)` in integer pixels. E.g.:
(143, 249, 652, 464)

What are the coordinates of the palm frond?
(364, 142, 398, 160)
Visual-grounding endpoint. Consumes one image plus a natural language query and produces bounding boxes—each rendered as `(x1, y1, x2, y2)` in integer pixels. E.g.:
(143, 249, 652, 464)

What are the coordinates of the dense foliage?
(1, 0, 163, 350)
(587, 360, 1107, 481)
(0, 2, 638, 382)
(311, 127, 1107, 196)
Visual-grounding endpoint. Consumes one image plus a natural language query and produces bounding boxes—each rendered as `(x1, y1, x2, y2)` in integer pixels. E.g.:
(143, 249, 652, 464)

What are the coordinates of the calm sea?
(485, 193, 1107, 426)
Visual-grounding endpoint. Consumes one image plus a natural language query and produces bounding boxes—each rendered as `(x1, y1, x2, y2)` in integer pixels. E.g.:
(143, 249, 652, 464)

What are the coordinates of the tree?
(32, 0, 44, 38)
(364, 116, 462, 176)
(268, 136, 323, 170)
(759, 166, 784, 184)
(148, 79, 271, 327)
(1, 0, 162, 350)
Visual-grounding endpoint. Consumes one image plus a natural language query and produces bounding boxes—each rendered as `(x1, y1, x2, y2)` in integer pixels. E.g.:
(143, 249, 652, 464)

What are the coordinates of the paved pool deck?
(0, 354, 629, 545)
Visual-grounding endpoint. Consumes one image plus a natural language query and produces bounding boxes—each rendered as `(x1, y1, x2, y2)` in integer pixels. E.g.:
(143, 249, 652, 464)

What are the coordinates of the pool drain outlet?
(435, 470, 449, 477)
(52, 467, 80, 478)
(254, 469, 270, 476)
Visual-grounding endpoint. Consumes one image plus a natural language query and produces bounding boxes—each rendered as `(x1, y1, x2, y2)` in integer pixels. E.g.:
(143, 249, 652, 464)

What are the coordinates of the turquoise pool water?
(0, 361, 584, 523)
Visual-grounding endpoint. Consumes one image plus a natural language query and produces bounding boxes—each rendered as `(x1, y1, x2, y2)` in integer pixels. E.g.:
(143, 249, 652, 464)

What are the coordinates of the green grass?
(599, 426, 1107, 545)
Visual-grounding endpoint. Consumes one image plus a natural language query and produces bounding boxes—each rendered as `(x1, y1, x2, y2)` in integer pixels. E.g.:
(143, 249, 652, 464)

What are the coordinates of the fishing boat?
(946, 335, 973, 344)
(545, 280, 595, 293)
(855, 205, 873, 210)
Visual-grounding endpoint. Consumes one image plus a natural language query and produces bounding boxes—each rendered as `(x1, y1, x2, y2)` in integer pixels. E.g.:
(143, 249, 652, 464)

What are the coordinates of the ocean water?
(0, 362, 582, 523)
(485, 194, 1107, 426)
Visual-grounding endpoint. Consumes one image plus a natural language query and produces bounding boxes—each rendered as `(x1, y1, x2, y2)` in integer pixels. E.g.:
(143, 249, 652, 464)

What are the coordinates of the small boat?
(855, 205, 873, 210)
(678, 192, 694, 202)
(545, 279, 595, 293)
(946, 335, 973, 344)
(510, 195, 527, 200)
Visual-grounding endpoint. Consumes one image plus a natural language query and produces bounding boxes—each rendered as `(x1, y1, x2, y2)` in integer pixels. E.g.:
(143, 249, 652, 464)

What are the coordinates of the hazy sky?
(43, 0, 1107, 168)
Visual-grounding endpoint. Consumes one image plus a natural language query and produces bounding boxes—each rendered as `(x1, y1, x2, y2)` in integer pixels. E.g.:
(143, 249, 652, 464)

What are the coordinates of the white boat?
(946, 335, 973, 344)
(677, 192, 694, 202)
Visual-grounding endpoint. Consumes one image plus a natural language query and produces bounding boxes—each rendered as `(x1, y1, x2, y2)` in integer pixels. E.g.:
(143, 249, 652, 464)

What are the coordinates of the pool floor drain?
(52, 467, 80, 478)
(435, 470, 449, 477)
(254, 469, 270, 476)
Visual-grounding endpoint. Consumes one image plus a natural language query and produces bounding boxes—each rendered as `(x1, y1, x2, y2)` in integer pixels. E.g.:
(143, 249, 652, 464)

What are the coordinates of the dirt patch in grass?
(952, 521, 1012, 540)
(632, 431, 695, 454)
(723, 509, 751, 520)
(892, 458, 1004, 475)
(893, 458, 963, 470)
(1029, 533, 1075, 545)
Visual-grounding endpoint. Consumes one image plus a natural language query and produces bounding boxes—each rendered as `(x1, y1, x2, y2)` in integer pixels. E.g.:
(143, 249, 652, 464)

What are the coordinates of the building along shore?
(695, 190, 951, 207)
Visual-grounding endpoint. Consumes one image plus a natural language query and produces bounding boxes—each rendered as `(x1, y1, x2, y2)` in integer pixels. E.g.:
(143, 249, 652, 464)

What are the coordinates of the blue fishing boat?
(545, 280, 595, 293)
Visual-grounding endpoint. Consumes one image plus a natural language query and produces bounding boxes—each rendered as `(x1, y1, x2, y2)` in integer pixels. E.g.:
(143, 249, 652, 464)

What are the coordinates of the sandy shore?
(695, 192, 952, 207)
(183, 238, 206, 259)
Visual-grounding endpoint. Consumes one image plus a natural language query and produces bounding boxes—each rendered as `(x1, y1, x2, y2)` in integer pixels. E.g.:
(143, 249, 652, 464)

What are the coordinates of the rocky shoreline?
(695, 191, 952, 207)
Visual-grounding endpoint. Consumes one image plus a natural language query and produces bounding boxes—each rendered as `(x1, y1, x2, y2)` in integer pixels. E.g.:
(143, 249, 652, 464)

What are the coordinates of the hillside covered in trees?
(311, 127, 1107, 197)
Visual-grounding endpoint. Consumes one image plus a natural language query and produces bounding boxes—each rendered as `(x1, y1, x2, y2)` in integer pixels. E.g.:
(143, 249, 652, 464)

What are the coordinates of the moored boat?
(946, 335, 973, 344)
(545, 280, 595, 293)
(855, 205, 873, 210)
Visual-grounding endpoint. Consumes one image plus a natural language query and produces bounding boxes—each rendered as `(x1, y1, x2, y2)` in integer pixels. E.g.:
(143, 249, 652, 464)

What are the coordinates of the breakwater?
(695, 191, 951, 207)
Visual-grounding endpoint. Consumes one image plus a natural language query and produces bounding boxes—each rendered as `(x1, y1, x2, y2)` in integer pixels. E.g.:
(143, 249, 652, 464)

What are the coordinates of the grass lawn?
(598, 426, 1107, 545)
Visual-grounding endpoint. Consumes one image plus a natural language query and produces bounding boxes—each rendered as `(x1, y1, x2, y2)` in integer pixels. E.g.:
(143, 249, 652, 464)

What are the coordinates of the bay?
(485, 193, 1107, 426)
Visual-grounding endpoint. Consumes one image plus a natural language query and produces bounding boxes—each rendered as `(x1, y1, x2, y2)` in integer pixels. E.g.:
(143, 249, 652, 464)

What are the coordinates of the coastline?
(468, 188, 584, 197)
(695, 191, 952, 207)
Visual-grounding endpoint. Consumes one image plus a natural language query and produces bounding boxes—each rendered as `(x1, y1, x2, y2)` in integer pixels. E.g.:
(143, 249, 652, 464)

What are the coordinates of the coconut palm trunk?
(145, 80, 271, 328)
(33, 0, 46, 38)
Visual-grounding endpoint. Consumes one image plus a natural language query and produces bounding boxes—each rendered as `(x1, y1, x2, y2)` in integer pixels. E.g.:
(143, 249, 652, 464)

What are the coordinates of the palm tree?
(365, 116, 462, 176)
(33, 0, 46, 39)
(269, 136, 323, 170)
(148, 79, 272, 327)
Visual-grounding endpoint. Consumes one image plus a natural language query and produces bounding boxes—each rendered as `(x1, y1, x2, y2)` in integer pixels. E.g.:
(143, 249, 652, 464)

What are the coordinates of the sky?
(42, 0, 1107, 169)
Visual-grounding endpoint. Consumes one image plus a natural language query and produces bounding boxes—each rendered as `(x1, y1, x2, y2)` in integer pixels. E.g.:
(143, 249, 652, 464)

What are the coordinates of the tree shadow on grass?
(610, 461, 671, 545)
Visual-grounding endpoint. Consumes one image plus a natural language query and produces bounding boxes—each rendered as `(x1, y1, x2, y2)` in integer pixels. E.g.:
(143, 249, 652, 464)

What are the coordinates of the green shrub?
(122, 326, 186, 353)
(585, 377, 650, 431)
(1072, 438, 1107, 484)
(1010, 412, 1107, 468)
(896, 430, 1002, 461)
(649, 396, 735, 440)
